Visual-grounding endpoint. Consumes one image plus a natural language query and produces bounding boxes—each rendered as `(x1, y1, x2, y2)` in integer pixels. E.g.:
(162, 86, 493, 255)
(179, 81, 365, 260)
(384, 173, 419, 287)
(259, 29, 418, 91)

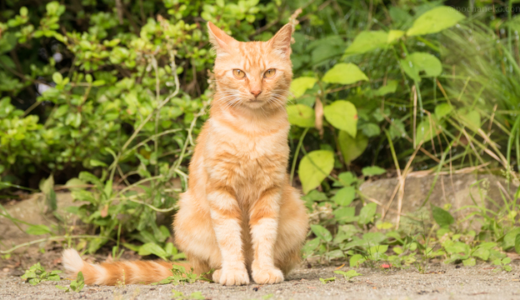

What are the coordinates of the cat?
(62, 21, 309, 286)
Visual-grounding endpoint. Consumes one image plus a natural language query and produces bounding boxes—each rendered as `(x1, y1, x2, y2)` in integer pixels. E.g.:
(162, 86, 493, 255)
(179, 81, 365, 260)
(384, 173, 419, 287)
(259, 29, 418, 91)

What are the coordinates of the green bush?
(1, 0, 520, 262)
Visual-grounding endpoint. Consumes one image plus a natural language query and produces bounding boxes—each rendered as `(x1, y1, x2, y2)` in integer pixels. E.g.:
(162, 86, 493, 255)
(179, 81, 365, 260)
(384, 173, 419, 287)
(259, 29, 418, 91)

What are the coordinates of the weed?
(56, 271, 85, 292)
(172, 289, 205, 300)
(492, 257, 513, 272)
(334, 270, 362, 281)
(151, 265, 210, 285)
(20, 263, 62, 285)
(319, 277, 336, 284)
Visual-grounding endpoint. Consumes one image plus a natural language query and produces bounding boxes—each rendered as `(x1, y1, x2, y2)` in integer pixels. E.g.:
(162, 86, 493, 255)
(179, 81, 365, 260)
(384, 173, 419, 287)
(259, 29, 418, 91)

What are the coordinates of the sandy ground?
(1, 263, 520, 300)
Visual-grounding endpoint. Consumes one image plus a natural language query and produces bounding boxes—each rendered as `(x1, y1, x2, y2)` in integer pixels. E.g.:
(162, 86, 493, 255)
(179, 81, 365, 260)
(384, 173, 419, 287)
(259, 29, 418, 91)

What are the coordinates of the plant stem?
(290, 127, 310, 185)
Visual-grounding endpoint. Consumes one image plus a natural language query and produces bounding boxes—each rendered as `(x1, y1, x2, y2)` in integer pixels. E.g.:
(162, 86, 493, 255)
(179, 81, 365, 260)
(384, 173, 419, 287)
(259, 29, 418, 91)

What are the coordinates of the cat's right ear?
(207, 22, 238, 57)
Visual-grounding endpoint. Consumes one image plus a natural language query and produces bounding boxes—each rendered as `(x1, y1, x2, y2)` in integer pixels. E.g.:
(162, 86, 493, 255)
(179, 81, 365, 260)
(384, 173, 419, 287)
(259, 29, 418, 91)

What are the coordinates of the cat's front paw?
(218, 266, 250, 286)
(252, 267, 284, 284)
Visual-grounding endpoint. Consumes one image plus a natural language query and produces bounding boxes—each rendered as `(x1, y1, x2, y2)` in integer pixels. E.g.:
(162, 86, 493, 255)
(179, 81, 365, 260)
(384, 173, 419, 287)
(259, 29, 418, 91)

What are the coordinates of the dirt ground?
(2, 260, 520, 300)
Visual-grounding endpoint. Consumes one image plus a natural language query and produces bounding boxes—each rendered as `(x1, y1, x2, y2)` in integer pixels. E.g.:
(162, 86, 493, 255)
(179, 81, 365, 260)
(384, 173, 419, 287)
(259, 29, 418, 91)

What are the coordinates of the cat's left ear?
(207, 22, 238, 57)
(268, 24, 293, 58)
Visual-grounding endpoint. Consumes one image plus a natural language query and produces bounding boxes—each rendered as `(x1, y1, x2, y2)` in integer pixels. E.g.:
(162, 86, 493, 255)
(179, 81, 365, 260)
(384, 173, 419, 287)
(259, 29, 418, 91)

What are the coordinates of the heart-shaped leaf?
(286, 104, 315, 128)
(322, 63, 368, 85)
(298, 150, 334, 194)
(310, 224, 332, 242)
(400, 52, 442, 82)
(338, 131, 368, 163)
(345, 31, 389, 55)
(290, 77, 317, 98)
(407, 6, 466, 36)
(323, 100, 358, 137)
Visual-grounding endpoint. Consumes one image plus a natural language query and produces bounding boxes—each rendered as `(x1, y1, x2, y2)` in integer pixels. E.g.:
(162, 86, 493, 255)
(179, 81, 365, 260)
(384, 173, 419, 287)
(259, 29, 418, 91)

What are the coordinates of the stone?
(0, 192, 81, 253)
(359, 173, 518, 230)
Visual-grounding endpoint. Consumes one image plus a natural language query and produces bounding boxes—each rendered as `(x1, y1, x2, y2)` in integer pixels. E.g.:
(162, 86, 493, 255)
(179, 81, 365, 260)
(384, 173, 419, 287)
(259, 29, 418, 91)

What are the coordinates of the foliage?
(56, 271, 85, 292)
(172, 289, 205, 300)
(1, 0, 520, 273)
(151, 264, 210, 285)
(21, 262, 62, 285)
(334, 269, 362, 281)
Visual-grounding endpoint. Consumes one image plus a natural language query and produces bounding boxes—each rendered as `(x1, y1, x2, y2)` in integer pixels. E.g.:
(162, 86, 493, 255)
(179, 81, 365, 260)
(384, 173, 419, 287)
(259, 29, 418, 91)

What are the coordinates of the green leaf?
(349, 254, 366, 267)
(459, 110, 481, 130)
(387, 30, 405, 43)
(26, 224, 51, 235)
(322, 63, 368, 85)
(338, 131, 368, 163)
(301, 190, 328, 202)
(70, 271, 84, 292)
(189, 292, 206, 300)
(286, 104, 315, 128)
(298, 150, 334, 194)
(504, 228, 520, 250)
(319, 277, 336, 284)
(138, 243, 168, 260)
(415, 116, 442, 144)
(393, 246, 403, 255)
(400, 52, 442, 82)
(432, 206, 454, 227)
(360, 123, 380, 137)
(362, 166, 386, 177)
(290, 77, 317, 98)
(332, 186, 355, 206)
(472, 248, 490, 261)
(515, 234, 520, 255)
(445, 241, 469, 255)
(407, 6, 466, 36)
(333, 207, 356, 223)
(90, 159, 107, 167)
(373, 80, 398, 96)
(358, 203, 377, 225)
(310, 224, 332, 242)
(55, 285, 70, 292)
(52, 72, 63, 84)
(20, 7, 28, 16)
(362, 232, 387, 245)
(39, 175, 57, 211)
(335, 269, 361, 280)
(435, 103, 453, 119)
(65, 178, 86, 192)
(323, 100, 358, 137)
(302, 238, 320, 255)
(345, 31, 388, 55)
(337, 172, 357, 187)
(463, 257, 476, 267)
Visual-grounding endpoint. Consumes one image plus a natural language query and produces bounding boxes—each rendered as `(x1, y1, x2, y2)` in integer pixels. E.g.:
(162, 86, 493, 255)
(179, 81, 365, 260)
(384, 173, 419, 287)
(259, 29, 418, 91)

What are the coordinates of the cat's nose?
(250, 90, 262, 97)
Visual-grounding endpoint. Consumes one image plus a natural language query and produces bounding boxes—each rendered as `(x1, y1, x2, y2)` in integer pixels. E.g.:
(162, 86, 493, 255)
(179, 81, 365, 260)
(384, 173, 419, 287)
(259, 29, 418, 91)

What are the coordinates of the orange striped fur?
(62, 22, 308, 286)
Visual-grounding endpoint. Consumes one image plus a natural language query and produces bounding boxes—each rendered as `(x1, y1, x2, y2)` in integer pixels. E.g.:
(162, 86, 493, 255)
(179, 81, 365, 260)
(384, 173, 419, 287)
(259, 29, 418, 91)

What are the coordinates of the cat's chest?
(205, 123, 290, 185)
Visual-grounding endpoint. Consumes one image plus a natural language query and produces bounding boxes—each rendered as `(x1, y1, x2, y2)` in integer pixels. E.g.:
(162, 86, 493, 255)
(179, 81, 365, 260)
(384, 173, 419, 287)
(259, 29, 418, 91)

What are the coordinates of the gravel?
(2, 263, 520, 300)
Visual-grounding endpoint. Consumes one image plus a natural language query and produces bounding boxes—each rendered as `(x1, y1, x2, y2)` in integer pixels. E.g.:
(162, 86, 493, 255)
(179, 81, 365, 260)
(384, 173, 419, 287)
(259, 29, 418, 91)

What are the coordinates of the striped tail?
(62, 249, 191, 285)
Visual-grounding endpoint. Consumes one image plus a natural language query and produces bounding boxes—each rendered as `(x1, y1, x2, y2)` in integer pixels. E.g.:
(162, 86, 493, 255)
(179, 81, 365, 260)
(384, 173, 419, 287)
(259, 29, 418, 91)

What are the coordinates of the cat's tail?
(62, 249, 191, 285)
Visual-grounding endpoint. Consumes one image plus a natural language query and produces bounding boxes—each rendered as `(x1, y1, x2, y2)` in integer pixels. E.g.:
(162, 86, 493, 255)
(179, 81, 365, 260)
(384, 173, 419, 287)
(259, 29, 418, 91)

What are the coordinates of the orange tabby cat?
(62, 21, 309, 286)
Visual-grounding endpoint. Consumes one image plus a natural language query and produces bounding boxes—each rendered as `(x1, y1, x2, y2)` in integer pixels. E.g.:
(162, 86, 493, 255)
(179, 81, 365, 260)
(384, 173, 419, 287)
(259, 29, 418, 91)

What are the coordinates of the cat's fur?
(62, 22, 309, 286)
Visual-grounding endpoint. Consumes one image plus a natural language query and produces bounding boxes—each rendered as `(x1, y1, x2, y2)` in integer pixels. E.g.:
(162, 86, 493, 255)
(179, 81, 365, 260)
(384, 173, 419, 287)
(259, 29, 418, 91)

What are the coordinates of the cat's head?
(208, 22, 293, 110)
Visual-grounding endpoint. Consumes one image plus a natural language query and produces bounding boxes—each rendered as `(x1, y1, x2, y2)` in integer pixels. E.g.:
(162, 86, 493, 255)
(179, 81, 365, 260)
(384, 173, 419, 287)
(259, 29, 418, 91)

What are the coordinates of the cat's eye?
(233, 69, 246, 79)
(264, 69, 276, 78)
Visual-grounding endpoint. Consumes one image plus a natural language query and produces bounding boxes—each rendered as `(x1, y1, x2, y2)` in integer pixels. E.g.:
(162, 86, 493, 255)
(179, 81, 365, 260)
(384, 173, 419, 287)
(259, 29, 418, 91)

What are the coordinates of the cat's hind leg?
(173, 192, 221, 276)
(274, 185, 309, 276)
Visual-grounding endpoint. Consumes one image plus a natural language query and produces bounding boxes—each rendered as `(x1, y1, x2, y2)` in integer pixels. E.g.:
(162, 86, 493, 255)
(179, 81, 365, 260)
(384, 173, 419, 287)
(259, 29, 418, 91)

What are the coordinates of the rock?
(359, 173, 518, 230)
(0, 193, 81, 253)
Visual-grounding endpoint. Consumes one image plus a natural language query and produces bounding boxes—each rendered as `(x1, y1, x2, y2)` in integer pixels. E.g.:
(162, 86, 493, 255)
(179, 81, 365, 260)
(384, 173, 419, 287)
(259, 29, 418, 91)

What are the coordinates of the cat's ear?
(207, 22, 238, 56)
(268, 24, 293, 58)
